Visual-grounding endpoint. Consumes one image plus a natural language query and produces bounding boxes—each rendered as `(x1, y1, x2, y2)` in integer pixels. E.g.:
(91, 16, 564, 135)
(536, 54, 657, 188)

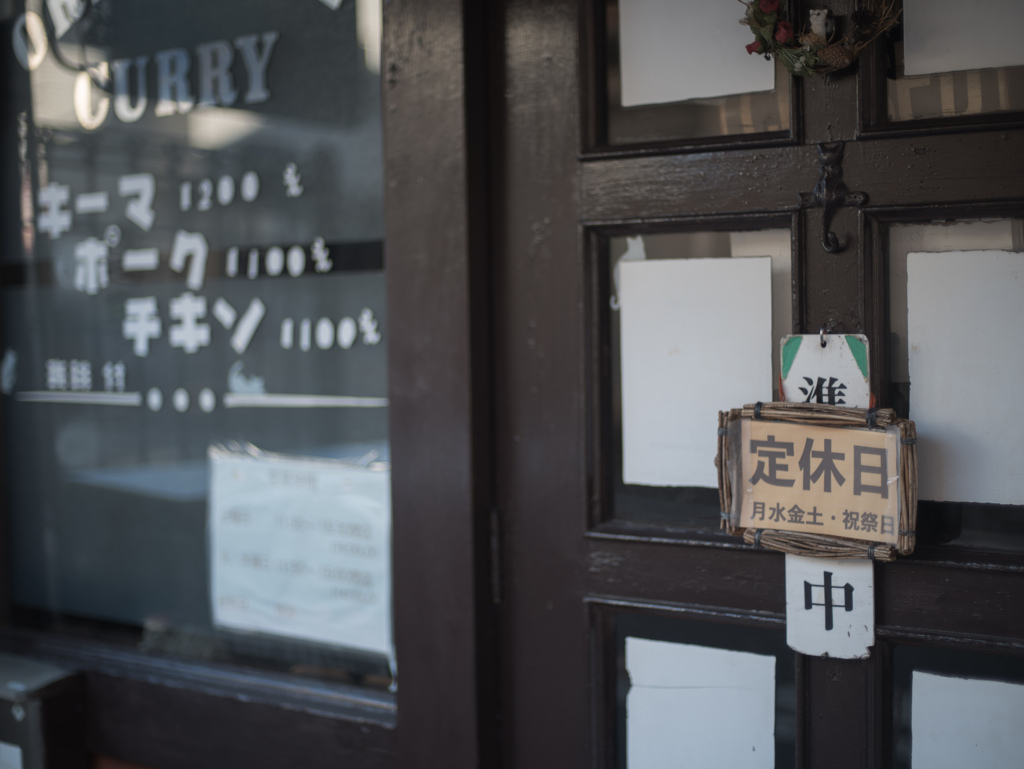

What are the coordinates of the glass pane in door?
(605, 228, 791, 533)
(604, 0, 792, 146)
(888, 218, 1024, 552)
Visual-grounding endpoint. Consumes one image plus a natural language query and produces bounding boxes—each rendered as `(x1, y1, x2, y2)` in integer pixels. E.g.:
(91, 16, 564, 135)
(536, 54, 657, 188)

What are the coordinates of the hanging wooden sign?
(717, 402, 917, 560)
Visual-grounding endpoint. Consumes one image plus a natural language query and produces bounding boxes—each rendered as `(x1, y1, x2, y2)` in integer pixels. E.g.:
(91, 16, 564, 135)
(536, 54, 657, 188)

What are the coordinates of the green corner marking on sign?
(781, 336, 803, 380)
(845, 335, 869, 380)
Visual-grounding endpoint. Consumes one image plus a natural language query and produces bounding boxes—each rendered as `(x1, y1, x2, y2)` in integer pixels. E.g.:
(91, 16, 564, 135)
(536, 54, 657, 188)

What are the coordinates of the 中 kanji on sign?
(804, 570, 854, 631)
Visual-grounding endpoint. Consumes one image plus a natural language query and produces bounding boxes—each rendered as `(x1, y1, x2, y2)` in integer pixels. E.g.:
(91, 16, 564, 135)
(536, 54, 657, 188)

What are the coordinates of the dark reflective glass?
(2, 0, 390, 686)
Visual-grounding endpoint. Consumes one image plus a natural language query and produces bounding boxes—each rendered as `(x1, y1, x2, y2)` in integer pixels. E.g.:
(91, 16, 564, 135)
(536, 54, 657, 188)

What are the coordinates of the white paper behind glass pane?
(620, 257, 772, 488)
(907, 250, 1024, 505)
(903, 0, 1024, 76)
(209, 450, 392, 657)
(612, 231, 790, 394)
(912, 672, 1024, 768)
(618, 0, 775, 107)
(626, 637, 775, 769)
(889, 221, 1018, 384)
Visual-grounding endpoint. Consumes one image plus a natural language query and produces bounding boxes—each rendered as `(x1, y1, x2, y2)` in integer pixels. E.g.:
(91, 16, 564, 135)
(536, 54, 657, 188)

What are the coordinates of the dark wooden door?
(490, 1, 1024, 766)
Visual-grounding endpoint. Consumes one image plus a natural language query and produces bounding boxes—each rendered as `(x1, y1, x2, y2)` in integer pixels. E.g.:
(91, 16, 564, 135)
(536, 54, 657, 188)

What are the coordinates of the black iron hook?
(799, 142, 868, 254)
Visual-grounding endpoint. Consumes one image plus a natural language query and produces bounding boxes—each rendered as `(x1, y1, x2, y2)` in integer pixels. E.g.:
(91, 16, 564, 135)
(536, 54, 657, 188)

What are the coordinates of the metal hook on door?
(799, 142, 868, 255)
(819, 318, 837, 347)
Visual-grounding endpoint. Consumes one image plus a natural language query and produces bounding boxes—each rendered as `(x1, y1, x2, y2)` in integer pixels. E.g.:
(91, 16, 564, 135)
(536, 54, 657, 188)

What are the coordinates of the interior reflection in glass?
(886, 44, 1024, 122)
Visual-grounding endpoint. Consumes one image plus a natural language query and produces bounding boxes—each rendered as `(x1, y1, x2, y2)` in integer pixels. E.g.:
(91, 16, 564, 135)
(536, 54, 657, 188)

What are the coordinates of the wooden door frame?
(385, 0, 498, 766)
(0, 1, 498, 767)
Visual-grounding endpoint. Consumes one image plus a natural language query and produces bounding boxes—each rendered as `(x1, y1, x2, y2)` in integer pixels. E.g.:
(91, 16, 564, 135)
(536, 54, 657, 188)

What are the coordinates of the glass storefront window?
(2, 0, 392, 687)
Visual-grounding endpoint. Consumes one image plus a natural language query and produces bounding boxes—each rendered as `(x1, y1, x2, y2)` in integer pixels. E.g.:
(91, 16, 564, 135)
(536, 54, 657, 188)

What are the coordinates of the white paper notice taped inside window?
(903, 0, 1024, 76)
(619, 257, 773, 488)
(625, 637, 775, 769)
(912, 672, 1024, 767)
(209, 446, 392, 659)
(617, 0, 775, 106)
(907, 250, 1024, 505)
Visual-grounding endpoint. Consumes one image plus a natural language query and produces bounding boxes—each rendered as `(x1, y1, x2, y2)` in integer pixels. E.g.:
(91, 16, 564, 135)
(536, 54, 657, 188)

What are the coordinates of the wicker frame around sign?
(717, 402, 917, 561)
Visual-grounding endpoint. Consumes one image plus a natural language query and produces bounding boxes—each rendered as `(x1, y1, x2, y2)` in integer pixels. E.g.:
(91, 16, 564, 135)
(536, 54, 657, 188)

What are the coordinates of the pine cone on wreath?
(817, 42, 854, 71)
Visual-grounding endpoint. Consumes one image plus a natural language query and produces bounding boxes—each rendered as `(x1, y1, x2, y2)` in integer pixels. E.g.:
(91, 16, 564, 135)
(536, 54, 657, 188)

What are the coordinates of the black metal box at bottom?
(0, 655, 85, 769)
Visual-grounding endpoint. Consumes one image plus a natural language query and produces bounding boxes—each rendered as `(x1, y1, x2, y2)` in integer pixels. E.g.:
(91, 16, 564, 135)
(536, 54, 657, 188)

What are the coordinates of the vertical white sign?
(908, 250, 1024, 505)
(785, 554, 874, 659)
(209, 448, 392, 658)
(620, 257, 773, 488)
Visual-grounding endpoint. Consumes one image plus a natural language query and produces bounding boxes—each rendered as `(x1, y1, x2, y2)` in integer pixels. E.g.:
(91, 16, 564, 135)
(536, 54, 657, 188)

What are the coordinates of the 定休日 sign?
(736, 419, 901, 545)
